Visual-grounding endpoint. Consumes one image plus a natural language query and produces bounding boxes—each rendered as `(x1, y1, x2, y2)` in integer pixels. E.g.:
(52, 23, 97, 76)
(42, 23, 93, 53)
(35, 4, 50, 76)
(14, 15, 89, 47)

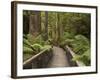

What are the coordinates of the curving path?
(47, 46, 70, 68)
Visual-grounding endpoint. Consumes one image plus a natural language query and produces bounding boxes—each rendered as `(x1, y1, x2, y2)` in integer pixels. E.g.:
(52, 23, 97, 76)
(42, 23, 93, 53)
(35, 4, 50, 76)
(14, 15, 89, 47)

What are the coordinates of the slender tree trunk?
(57, 13, 60, 40)
(44, 11, 48, 40)
(37, 11, 41, 33)
(23, 14, 29, 34)
(58, 14, 63, 39)
(56, 13, 61, 44)
(55, 13, 58, 42)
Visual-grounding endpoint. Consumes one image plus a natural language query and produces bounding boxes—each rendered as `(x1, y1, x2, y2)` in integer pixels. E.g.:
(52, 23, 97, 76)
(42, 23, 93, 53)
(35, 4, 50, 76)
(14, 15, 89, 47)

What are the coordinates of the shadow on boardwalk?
(47, 46, 70, 68)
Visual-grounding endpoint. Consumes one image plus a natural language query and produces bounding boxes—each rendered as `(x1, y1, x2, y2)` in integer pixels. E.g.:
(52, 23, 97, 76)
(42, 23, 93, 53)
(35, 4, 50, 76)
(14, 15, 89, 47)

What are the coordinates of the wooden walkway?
(47, 46, 70, 68)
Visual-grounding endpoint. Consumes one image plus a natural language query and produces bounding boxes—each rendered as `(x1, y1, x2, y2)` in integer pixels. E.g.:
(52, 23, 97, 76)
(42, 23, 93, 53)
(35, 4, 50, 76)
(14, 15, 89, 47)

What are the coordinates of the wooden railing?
(23, 49, 53, 69)
(64, 45, 85, 66)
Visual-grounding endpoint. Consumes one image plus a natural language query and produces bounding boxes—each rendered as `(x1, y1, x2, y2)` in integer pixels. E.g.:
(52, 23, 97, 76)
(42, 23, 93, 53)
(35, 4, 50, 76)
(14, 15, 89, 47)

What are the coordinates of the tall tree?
(23, 11, 29, 34)
(44, 11, 48, 40)
(29, 11, 41, 36)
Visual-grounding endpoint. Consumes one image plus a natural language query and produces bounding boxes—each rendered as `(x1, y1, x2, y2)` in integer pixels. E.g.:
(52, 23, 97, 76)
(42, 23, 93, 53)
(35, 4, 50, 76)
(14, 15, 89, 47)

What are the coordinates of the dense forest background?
(23, 10, 91, 66)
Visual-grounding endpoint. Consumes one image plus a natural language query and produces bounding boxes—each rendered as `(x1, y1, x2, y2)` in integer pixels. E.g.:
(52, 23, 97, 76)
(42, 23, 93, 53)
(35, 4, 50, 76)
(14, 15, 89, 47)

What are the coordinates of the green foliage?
(23, 38, 32, 48)
(61, 13, 90, 38)
(31, 43, 43, 53)
(31, 44, 52, 53)
(23, 34, 52, 54)
(71, 35, 89, 54)
(42, 45, 52, 51)
(59, 32, 74, 47)
(23, 37, 37, 54)
(26, 34, 45, 45)
(75, 35, 89, 45)
(69, 35, 90, 66)
(63, 32, 74, 39)
(72, 49, 90, 66)
(58, 33, 90, 66)
(23, 46, 33, 54)
(23, 11, 91, 66)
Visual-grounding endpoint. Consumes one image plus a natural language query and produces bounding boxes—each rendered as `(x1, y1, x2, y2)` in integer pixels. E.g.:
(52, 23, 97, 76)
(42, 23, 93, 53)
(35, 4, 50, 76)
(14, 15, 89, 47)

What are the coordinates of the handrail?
(23, 49, 49, 67)
(65, 45, 85, 66)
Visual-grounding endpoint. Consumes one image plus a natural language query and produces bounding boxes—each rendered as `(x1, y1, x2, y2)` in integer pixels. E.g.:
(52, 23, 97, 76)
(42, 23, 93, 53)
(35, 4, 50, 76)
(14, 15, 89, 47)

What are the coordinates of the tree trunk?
(58, 14, 63, 39)
(44, 11, 48, 40)
(23, 14, 29, 34)
(29, 11, 41, 36)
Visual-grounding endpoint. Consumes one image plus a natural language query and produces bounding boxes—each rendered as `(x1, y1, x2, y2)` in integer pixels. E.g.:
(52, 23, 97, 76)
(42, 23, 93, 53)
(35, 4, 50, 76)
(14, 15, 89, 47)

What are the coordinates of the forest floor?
(47, 46, 70, 68)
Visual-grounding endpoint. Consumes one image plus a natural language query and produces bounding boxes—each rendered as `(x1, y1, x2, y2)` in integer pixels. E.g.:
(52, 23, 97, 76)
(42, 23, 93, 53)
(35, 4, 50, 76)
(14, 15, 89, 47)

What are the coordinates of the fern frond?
(23, 46, 33, 54)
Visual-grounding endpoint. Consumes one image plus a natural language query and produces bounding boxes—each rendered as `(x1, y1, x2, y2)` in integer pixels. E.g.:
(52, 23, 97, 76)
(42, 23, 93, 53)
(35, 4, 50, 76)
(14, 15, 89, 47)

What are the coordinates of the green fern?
(31, 44, 52, 53)
(23, 46, 33, 54)
(59, 32, 74, 47)
(75, 35, 89, 46)
(24, 34, 45, 46)
(31, 43, 43, 53)
(72, 49, 90, 66)
(71, 35, 90, 54)
(42, 45, 52, 51)
(23, 38, 31, 47)
(71, 35, 90, 66)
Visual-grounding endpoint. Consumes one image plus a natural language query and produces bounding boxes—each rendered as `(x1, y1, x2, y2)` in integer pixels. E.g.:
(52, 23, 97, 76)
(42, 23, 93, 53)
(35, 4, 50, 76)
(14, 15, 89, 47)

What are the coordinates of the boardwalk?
(47, 46, 70, 68)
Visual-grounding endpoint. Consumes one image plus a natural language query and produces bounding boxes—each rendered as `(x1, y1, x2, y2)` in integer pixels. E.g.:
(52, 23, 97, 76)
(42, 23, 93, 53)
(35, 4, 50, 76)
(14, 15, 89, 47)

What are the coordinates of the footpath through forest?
(47, 46, 70, 68)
